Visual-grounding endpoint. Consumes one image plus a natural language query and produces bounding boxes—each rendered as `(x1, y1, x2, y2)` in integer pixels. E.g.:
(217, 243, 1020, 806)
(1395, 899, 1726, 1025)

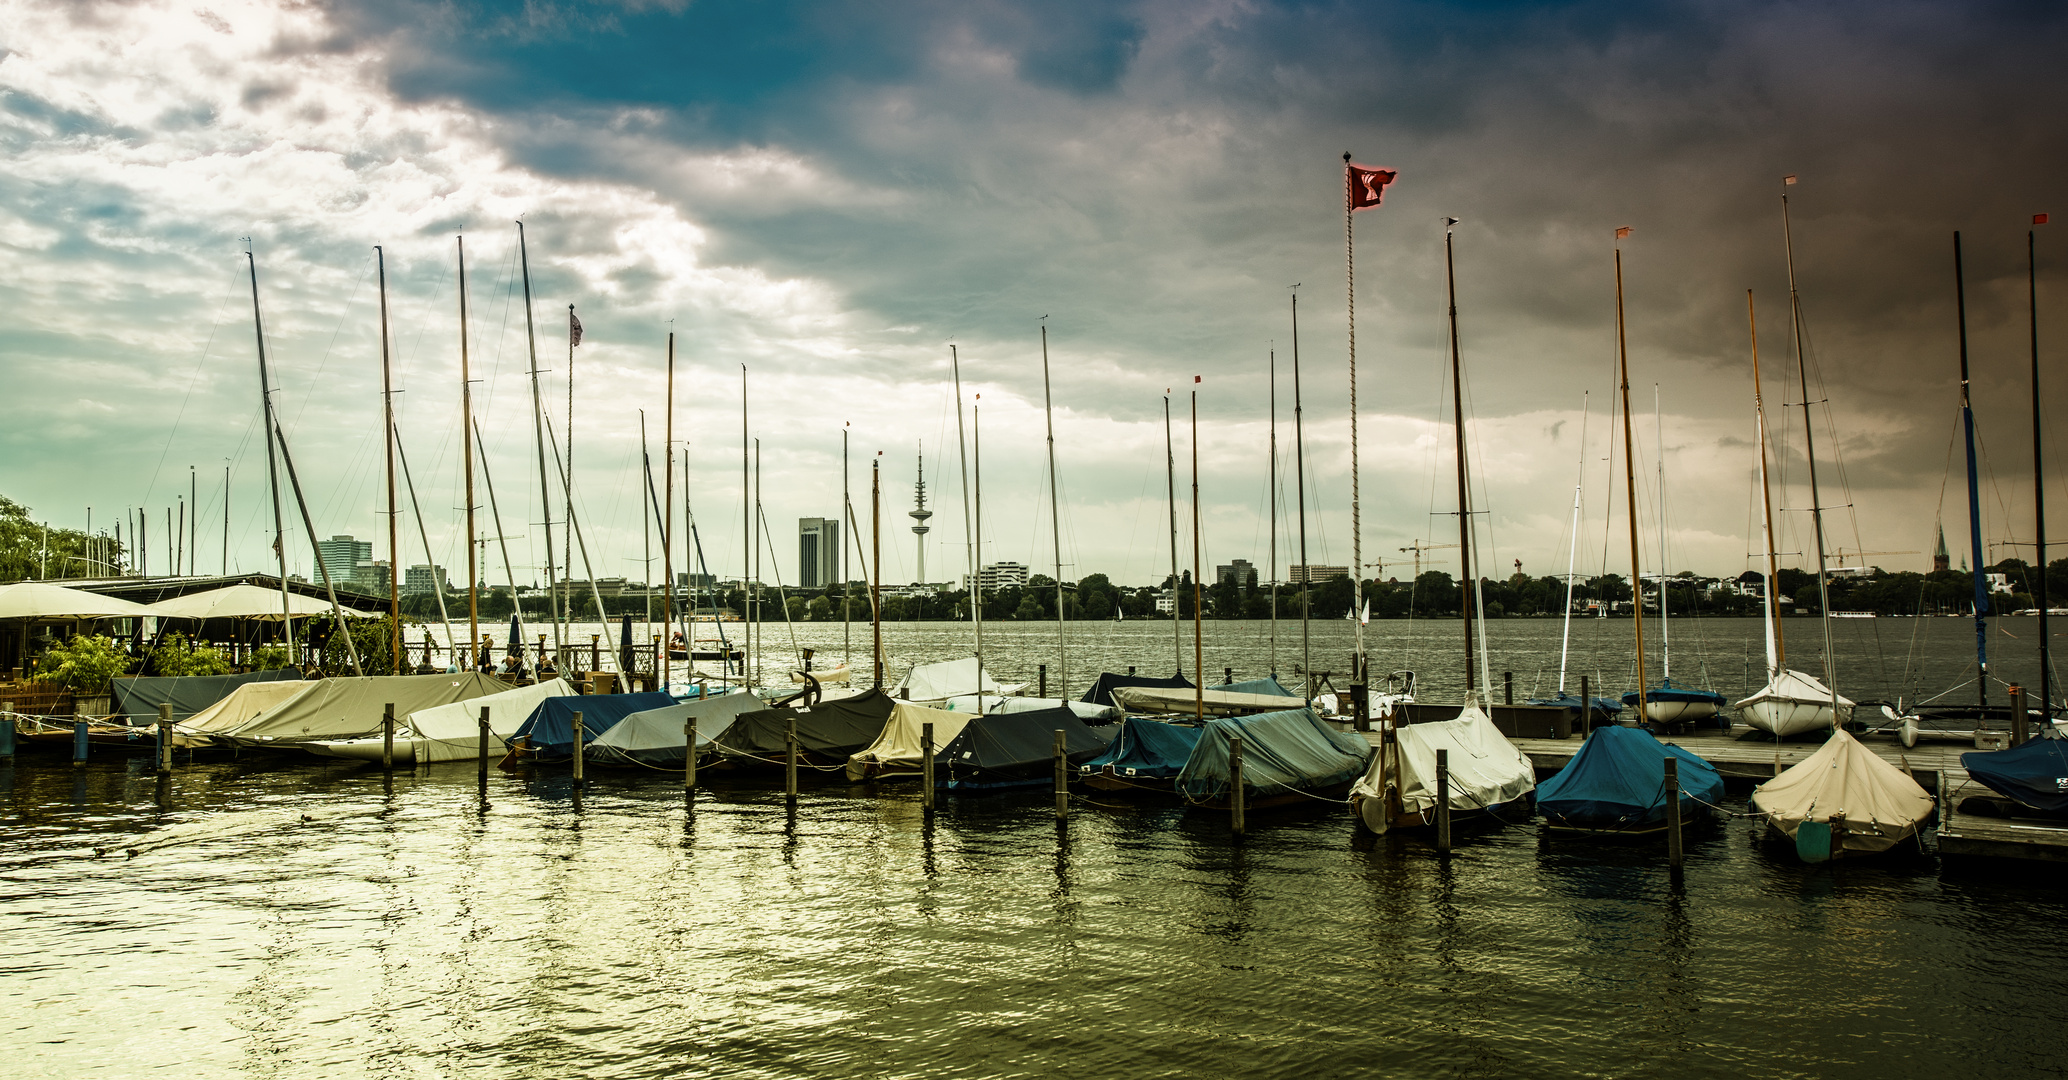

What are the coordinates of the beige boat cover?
(845, 700, 974, 780)
(175, 680, 313, 735)
(1112, 684, 1305, 717)
(302, 678, 574, 763)
(1351, 704, 1537, 817)
(150, 583, 366, 621)
(218, 672, 506, 744)
(1749, 727, 1934, 854)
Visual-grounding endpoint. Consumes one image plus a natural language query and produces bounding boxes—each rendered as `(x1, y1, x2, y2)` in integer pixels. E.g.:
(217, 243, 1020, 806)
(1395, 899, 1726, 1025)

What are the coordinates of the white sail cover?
(302, 678, 573, 763)
(1749, 727, 1933, 854)
(1736, 669, 1854, 736)
(174, 680, 313, 735)
(891, 658, 1023, 702)
(216, 672, 506, 744)
(845, 701, 974, 780)
(1351, 705, 1536, 817)
(941, 694, 1120, 720)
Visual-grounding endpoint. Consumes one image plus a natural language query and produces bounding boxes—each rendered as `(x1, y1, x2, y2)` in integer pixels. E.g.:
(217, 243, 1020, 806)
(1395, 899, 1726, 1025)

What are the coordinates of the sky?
(0, 0, 2063, 592)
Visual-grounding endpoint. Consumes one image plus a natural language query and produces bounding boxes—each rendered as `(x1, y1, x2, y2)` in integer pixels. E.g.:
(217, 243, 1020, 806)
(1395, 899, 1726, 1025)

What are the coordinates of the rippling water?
(7, 618, 2065, 1078)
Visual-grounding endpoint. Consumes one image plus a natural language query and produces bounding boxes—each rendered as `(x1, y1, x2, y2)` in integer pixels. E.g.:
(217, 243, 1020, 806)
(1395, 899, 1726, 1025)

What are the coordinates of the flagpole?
(1343, 151, 1365, 697)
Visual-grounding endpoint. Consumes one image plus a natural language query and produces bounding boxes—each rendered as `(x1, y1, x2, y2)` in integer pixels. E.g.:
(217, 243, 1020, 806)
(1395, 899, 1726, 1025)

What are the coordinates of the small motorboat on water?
(1749, 727, 1934, 861)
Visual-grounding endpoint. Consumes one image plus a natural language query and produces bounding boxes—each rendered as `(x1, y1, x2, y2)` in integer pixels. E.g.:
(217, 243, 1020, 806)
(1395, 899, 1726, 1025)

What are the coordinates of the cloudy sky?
(1, 0, 2062, 592)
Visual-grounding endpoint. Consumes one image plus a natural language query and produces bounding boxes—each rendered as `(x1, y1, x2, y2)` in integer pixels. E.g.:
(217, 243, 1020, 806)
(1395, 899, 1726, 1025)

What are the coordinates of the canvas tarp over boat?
(585, 691, 768, 768)
(1352, 705, 1536, 817)
(217, 673, 506, 745)
(303, 678, 574, 763)
(847, 701, 974, 780)
(1078, 717, 1203, 779)
(1113, 684, 1303, 717)
(111, 669, 302, 724)
(1175, 707, 1372, 801)
(940, 694, 1120, 721)
(1749, 727, 1934, 855)
(892, 658, 1024, 702)
(936, 706, 1110, 790)
(509, 691, 677, 760)
(712, 689, 897, 766)
(1962, 734, 2068, 812)
(174, 679, 317, 736)
(1080, 671, 1192, 708)
(1213, 676, 1298, 698)
(1535, 725, 1725, 828)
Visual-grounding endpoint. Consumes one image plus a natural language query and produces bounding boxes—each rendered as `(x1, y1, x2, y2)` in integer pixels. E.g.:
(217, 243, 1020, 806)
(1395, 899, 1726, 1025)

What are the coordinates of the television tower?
(909, 442, 932, 583)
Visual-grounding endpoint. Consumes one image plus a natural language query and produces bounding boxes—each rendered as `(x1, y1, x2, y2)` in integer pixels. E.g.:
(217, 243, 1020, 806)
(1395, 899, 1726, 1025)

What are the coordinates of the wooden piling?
(0, 700, 12, 760)
(2010, 683, 2027, 747)
(1664, 756, 1684, 870)
(382, 702, 395, 770)
(1039, 664, 1048, 698)
(1053, 729, 1067, 821)
(684, 719, 697, 790)
(477, 706, 491, 781)
(1230, 733, 1246, 836)
(1435, 747, 1452, 853)
(572, 711, 585, 785)
(157, 703, 173, 774)
(1225, 666, 1234, 686)
(921, 722, 935, 810)
(72, 719, 87, 764)
(1503, 670, 1513, 706)
(1579, 675, 1591, 736)
(785, 717, 798, 799)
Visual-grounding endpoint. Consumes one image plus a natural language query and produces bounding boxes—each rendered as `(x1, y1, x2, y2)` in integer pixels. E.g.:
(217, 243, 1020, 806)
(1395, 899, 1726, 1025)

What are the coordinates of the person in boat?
(670, 630, 686, 651)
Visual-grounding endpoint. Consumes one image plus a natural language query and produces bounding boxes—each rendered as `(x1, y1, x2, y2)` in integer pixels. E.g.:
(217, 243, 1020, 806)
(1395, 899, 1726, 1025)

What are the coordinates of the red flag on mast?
(1347, 163, 1397, 210)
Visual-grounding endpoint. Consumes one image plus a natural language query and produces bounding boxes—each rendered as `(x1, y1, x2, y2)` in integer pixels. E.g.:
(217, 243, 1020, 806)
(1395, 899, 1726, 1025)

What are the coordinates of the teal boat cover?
(1213, 676, 1298, 698)
(936, 706, 1111, 790)
(1535, 725, 1725, 827)
(111, 669, 302, 724)
(1962, 734, 2068, 812)
(509, 691, 677, 760)
(1175, 707, 1373, 800)
(1078, 717, 1203, 779)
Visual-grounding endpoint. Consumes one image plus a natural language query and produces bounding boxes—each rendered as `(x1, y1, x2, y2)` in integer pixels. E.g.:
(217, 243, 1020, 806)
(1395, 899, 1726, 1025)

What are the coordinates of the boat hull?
(1738, 698, 1838, 737)
(1642, 699, 1720, 725)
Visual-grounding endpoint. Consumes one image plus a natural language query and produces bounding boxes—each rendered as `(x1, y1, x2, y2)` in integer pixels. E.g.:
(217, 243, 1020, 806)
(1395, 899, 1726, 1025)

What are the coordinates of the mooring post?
(1225, 666, 1234, 686)
(1053, 729, 1068, 821)
(72, 718, 88, 764)
(785, 717, 798, 799)
(1665, 755, 1684, 870)
(1230, 733, 1246, 836)
(477, 706, 491, 781)
(157, 703, 174, 774)
(1503, 671, 1513, 706)
(684, 719, 697, 790)
(0, 700, 13, 760)
(1435, 747, 1452, 853)
(590, 634, 601, 674)
(1127, 665, 1136, 676)
(1039, 664, 1048, 698)
(921, 722, 936, 810)
(1579, 675, 1592, 736)
(1938, 771, 1952, 830)
(382, 702, 395, 771)
(2009, 683, 2027, 747)
(571, 711, 585, 786)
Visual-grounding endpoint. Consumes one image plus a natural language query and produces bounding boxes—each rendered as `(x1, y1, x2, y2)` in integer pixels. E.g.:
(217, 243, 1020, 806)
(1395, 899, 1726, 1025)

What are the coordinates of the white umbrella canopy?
(149, 583, 369, 621)
(0, 581, 158, 620)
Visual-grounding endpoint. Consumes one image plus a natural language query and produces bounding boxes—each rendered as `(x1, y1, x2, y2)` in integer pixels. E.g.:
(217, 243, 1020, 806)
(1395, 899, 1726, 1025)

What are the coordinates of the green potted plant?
(35, 633, 130, 718)
(150, 632, 235, 678)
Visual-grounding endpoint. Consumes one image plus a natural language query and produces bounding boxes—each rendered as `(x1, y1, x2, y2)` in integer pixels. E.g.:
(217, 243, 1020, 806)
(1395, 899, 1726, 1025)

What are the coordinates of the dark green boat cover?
(1078, 717, 1203, 779)
(711, 689, 896, 764)
(936, 706, 1110, 790)
(110, 669, 303, 725)
(1080, 671, 1193, 707)
(1212, 676, 1298, 698)
(1175, 707, 1373, 800)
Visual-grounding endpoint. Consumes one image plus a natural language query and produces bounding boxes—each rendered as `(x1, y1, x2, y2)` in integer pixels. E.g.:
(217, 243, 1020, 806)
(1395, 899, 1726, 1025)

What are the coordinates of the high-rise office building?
(316, 535, 372, 584)
(799, 517, 840, 589)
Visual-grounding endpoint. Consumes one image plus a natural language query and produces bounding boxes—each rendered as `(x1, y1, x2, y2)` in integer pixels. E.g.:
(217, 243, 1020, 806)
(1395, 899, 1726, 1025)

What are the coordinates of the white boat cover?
(941, 694, 1120, 720)
(217, 672, 506, 744)
(174, 680, 313, 735)
(1749, 727, 1934, 855)
(846, 701, 975, 780)
(892, 658, 1023, 702)
(1351, 705, 1537, 818)
(586, 691, 769, 765)
(1736, 669, 1855, 736)
(1112, 685, 1308, 716)
(302, 678, 573, 763)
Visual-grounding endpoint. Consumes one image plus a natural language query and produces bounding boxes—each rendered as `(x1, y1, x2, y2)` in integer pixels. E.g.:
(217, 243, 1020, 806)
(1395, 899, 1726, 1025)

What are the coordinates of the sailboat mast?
(1164, 393, 1181, 675)
(1557, 393, 1587, 693)
(662, 333, 675, 687)
(564, 304, 577, 652)
(1191, 379, 1205, 720)
(1444, 222, 1477, 703)
(844, 423, 853, 668)
(1656, 385, 1670, 680)
(872, 454, 884, 690)
(952, 347, 982, 683)
(1269, 348, 1279, 678)
(1292, 288, 1312, 701)
(1344, 155, 1365, 686)
(741, 366, 751, 686)
(377, 246, 400, 673)
(473, 417, 522, 612)
(244, 250, 296, 654)
(1041, 324, 1067, 695)
(1781, 181, 1839, 712)
(515, 222, 561, 660)
(459, 236, 480, 670)
(2031, 223, 2051, 715)
(1614, 242, 1648, 710)
(1748, 291, 1787, 674)
(1953, 232, 1990, 712)
(395, 426, 455, 662)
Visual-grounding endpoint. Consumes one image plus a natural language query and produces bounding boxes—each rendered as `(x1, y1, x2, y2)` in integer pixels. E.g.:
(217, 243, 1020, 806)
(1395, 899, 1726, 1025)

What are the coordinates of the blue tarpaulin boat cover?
(1619, 676, 1727, 710)
(1535, 725, 1725, 827)
(510, 692, 677, 759)
(936, 706, 1111, 791)
(1175, 707, 1373, 800)
(1962, 735, 2068, 812)
(1080, 671, 1193, 707)
(1213, 676, 1298, 698)
(1079, 717, 1204, 779)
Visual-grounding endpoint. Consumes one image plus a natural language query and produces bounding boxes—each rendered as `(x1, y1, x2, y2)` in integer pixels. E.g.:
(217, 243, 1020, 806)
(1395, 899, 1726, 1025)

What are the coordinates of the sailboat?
(1624, 387, 1727, 727)
(1735, 182, 1853, 737)
(1527, 392, 1624, 721)
(1350, 218, 1538, 834)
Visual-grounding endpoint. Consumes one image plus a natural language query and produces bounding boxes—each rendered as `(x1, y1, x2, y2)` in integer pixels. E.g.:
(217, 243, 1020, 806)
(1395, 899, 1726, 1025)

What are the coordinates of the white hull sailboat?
(1737, 669, 1854, 736)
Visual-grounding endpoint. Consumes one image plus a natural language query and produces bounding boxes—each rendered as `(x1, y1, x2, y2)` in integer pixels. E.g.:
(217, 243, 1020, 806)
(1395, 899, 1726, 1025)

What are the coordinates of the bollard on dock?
(1435, 747, 1452, 853)
(1230, 734, 1246, 836)
(1665, 756, 1684, 870)
(922, 722, 935, 811)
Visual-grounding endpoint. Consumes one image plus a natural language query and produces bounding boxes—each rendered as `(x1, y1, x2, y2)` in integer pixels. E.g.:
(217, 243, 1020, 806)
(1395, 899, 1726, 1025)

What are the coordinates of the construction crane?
(1830, 548, 1918, 569)
(1399, 540, 1459, 580)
